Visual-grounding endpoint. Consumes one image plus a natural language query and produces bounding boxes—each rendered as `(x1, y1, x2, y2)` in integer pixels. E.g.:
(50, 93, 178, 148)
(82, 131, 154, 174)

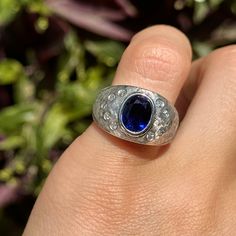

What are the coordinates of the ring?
(92, 85, 179, 145)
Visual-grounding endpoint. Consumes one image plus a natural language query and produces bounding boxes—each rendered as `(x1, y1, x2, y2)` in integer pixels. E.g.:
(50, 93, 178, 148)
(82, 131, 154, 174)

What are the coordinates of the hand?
(24, 25, 236, 235)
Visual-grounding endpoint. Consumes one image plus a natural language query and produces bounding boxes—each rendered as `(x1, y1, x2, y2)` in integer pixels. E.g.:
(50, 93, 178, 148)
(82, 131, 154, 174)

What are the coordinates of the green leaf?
(0, 136, 25, 150)
(193, 41, 213, 57)
(74, 120, 91, 134)
(35, 16, 49, 33)
(85, 40, 125, 66)
(14, 158, 26, 175)
(0, 59, 25, 85)
(38, 104, 69, 152)
(0, 0, 49, 26)
(27, 0, 50, 16)
(58, 31, 86, 83)
(0, 104, 36, 133)
(0, 0, 20, 25)
(58, 66, 109, 120)
(58, 83, 93, 119)
(13, 73, 35, 104)
(193, 1, 209, 24)
(0, 168, 13, 181)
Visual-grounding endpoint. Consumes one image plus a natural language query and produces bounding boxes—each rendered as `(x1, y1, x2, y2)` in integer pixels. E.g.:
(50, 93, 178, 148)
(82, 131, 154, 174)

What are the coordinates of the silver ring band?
(93, 85, 179, 145)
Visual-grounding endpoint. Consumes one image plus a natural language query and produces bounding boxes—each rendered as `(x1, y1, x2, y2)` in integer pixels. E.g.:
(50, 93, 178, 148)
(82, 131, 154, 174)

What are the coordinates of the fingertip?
(131, 25, 192, 60)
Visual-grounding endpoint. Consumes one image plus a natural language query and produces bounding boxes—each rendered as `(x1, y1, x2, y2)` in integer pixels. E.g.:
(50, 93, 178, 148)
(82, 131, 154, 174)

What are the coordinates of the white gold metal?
(93, 85, 179, 145)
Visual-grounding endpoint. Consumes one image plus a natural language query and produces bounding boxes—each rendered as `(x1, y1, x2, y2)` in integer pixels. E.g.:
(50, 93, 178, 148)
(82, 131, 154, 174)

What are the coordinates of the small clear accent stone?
(146, 131, 155, 141)
(155, 131, 162, 137)
(162, 109, 170, 118)
(109, 121, 118, 130)
(154, 119, 161, 127)
(103, 112, 111, 120)
(108, 94, 115, 101)
(156, 127, 166, 136)
(156, 99, 165, 108)
(100, 102, 107, 109)
(113, 112, 118, 119)
(117, 89, 126, 97)
(99, 109, 104, 117)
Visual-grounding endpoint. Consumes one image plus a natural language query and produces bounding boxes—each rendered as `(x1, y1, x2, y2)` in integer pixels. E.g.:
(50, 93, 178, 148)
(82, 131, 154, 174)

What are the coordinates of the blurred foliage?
(0, 0, 235, 234)
(0, 0, 50, 26)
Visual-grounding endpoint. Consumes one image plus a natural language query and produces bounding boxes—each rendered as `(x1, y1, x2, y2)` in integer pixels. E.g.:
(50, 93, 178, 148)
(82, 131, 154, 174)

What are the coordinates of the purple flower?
(46, 0, 136, 41)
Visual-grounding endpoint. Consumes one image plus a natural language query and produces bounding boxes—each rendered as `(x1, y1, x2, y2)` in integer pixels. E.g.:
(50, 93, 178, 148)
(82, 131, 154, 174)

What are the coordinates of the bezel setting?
(119, 93, 155, 136)
(93, 85, 179, 145)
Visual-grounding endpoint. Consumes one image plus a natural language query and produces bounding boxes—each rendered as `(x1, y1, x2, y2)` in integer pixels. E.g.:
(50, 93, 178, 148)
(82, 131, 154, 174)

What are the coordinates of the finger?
(65, 24, 192, 162)
(114, 25, 192, 103)
(24, 25, 192, 235)
(172, 45, 236, 164)
(87, 24, 192, 160)
(175, 58, 202, 120)
(67, 24, 192, 164)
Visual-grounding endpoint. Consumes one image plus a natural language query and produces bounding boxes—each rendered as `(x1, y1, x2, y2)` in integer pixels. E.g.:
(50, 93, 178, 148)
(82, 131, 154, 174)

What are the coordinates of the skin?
(24, 25, 236, 235)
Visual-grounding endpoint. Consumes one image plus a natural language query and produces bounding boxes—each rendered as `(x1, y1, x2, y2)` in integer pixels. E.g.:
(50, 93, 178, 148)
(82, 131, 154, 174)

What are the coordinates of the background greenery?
(0, 0, 235, 234)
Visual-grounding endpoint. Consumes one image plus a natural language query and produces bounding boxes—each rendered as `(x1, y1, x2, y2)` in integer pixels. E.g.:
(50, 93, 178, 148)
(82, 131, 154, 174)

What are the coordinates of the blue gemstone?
(121, 94, 152, 133)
